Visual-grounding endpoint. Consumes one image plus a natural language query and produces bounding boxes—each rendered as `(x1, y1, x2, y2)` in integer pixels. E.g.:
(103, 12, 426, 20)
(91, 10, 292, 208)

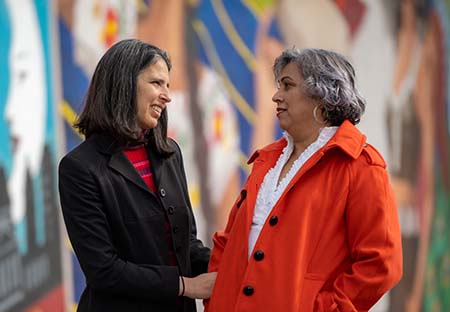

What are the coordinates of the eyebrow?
(279, 76, 294, 83)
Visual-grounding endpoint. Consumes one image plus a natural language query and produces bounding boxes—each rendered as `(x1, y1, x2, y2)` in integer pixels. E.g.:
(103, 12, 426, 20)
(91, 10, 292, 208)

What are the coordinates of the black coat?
(59, 133, 210, 312)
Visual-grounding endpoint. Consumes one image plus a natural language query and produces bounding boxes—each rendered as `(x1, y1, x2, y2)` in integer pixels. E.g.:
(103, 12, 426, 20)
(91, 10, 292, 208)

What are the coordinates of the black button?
(243, 286, 254, 296)
(253, 250, 264, 261)
(269, 215, 278, 226)
(175, 245, 181, 252)
(236, 190, 247, 208)
(160, 188, 166, 197)
(168, 206, 175, 215)
(173, 226, 179, 234)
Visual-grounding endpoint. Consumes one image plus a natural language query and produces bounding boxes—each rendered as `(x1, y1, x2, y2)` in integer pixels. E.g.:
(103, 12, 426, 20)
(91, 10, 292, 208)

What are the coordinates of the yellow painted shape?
(193, 19, 256, 124)
(60, 100, 84, 139)
(211, 0, 256, 71)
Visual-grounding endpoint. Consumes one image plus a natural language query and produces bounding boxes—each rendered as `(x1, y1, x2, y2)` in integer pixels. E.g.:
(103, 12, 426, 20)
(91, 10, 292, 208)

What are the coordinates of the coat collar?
(90, 132, 123, 155)
(248, 120, 366, 164)
(322, 120, 367, 159)
(89, 133, 158, 196)
(242, 121, 367, 238)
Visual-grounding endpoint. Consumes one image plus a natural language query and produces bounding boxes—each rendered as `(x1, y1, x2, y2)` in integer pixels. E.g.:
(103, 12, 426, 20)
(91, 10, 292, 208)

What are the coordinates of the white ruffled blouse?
(248, 127, 338, 258)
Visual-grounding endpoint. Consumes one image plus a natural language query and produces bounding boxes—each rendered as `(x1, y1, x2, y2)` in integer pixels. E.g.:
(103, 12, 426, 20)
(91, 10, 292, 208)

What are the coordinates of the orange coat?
(205, 121, 402, 312)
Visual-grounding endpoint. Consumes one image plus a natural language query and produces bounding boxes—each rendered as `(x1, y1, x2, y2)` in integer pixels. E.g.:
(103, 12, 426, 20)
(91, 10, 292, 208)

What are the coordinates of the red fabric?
(24, 285, 65, 312)
(205, 121, 402, 312)
(123, 146, 156, 192)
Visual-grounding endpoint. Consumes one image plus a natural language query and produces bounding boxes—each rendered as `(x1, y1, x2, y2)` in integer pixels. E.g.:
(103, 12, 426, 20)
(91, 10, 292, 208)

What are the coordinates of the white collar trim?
(253, 127, 338, 224)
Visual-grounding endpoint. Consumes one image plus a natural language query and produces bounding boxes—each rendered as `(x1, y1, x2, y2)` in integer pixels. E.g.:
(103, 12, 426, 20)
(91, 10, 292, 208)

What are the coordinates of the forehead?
(277, 62, 303, 81)
(139, 58, 170, 78)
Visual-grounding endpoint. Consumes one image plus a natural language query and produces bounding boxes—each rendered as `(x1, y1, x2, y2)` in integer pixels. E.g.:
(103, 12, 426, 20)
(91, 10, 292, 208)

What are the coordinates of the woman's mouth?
(151, 105, 162, 117)
(276, 107, 287, 117)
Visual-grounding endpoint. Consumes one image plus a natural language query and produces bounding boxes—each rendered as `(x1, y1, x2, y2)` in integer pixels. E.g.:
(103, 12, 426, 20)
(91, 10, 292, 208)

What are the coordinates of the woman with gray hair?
(205, 48, 402, 311)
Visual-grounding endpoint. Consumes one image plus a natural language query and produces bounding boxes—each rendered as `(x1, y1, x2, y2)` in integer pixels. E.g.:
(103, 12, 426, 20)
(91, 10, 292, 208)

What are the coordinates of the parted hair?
(74, 39, 173, 156)
(273, 48, 366, 126)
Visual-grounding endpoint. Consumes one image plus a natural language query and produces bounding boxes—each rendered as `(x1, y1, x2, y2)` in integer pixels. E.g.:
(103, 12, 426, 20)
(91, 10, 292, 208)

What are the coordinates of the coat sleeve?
(207, 149, 258, 275)
(208, 189, 244, 273)
(170, 139, 210, 276)
(203, 189, 244, 311)
(59, 154, 179, 302)
(315, 160, 403, 311)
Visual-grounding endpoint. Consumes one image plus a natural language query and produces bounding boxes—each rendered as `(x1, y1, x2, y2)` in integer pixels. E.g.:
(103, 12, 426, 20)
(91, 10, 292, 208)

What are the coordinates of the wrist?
(179, 276, 185, 296)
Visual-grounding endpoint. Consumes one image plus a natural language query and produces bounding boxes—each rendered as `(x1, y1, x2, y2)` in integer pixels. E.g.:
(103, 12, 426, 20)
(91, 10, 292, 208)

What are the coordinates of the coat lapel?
(109, 151, 154, 195)
(274, 150, 325, 208)
(145, 143, 164, 189)
(270, 120, 366, 211)
(245, 146, 282, 231)
(92, 133, 155, 196)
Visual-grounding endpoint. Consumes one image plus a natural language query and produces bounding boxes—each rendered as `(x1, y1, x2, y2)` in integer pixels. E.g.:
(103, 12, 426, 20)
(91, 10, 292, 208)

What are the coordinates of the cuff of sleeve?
(141, 265, 180, 301)
(315, 291, 339, 311)
(172, 267, 181, 299)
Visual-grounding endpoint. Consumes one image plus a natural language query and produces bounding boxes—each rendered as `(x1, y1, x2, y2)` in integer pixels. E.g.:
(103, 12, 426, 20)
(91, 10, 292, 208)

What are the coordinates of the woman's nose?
(272, 90, 282, 103)
(159, 92, 172, 103)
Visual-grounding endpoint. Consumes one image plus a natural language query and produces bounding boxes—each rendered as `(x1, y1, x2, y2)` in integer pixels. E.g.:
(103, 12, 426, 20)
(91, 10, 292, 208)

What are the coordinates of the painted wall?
(0, 0, 448, 311)
(0, 0, 65, 311)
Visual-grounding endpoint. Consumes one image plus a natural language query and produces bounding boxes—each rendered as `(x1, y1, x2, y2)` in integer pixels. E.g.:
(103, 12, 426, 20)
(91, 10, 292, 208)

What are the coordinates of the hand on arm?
(179, 272, 217, 299)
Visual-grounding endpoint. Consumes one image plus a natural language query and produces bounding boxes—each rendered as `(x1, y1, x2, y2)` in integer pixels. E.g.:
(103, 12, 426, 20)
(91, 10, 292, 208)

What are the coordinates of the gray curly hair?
(273, 48, 366, 126)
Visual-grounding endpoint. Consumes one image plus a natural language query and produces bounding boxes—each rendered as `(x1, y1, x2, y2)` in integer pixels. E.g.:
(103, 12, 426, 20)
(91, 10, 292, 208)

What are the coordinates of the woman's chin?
(278, 123, 288, 133)
(140, 120, 158, 130)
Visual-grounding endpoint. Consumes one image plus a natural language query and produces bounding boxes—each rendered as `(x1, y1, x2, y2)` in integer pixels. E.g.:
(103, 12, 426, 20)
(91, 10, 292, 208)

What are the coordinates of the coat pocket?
(301, 274, 326, 311)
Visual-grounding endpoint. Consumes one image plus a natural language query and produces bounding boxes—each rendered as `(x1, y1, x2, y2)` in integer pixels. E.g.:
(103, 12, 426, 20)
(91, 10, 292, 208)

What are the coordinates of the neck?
(289, 125, 323, 155)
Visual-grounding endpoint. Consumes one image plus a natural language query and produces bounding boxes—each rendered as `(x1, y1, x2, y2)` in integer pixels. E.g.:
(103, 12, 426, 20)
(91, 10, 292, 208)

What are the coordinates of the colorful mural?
(0, 0, 448, 311)
(0, 1, 64, 311)
(56, 0, 450, 311)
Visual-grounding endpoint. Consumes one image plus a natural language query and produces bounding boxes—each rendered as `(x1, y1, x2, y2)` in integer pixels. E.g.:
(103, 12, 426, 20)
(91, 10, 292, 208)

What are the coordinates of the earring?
(313, 105, 327, 125)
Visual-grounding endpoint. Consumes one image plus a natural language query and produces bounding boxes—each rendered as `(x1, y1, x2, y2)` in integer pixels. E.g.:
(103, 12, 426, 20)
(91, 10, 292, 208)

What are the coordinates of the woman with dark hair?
(59, 39, 216, 312)
(205, 48, 402, 311)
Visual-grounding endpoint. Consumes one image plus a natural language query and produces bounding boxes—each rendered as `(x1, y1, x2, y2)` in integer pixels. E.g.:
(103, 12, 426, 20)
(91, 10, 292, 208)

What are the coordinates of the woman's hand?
(180, 272, 217, 299)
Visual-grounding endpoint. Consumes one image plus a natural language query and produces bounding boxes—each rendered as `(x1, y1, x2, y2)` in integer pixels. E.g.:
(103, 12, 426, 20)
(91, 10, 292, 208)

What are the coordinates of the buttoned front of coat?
(205, 121, 402, 312)
(59, 133, 209, 312)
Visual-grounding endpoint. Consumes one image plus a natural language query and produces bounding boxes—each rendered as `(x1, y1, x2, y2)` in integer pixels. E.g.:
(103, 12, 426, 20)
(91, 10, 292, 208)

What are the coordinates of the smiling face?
(136, 57, 172, 130)
(272, 62, 319, 140)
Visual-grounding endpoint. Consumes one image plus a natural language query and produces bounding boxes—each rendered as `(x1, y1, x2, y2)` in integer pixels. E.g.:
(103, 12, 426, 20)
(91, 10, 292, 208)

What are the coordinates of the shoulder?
(166, 137, 186, 169)
(59, 136, 106, 172)
(359, 143, 387, 168)
(167, 137, 181, 154)
(64, 138, 95, 159)
(167, 137, 182, 160)
(331, 122, 387, 169)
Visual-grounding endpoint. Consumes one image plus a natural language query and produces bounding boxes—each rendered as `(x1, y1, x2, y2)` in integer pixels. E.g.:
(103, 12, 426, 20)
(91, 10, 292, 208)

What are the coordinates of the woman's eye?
(151, 81, 160, 86)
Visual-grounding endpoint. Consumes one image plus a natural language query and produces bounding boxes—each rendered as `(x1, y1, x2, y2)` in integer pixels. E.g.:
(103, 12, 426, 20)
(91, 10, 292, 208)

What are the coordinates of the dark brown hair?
(74, 39, 173, 156)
